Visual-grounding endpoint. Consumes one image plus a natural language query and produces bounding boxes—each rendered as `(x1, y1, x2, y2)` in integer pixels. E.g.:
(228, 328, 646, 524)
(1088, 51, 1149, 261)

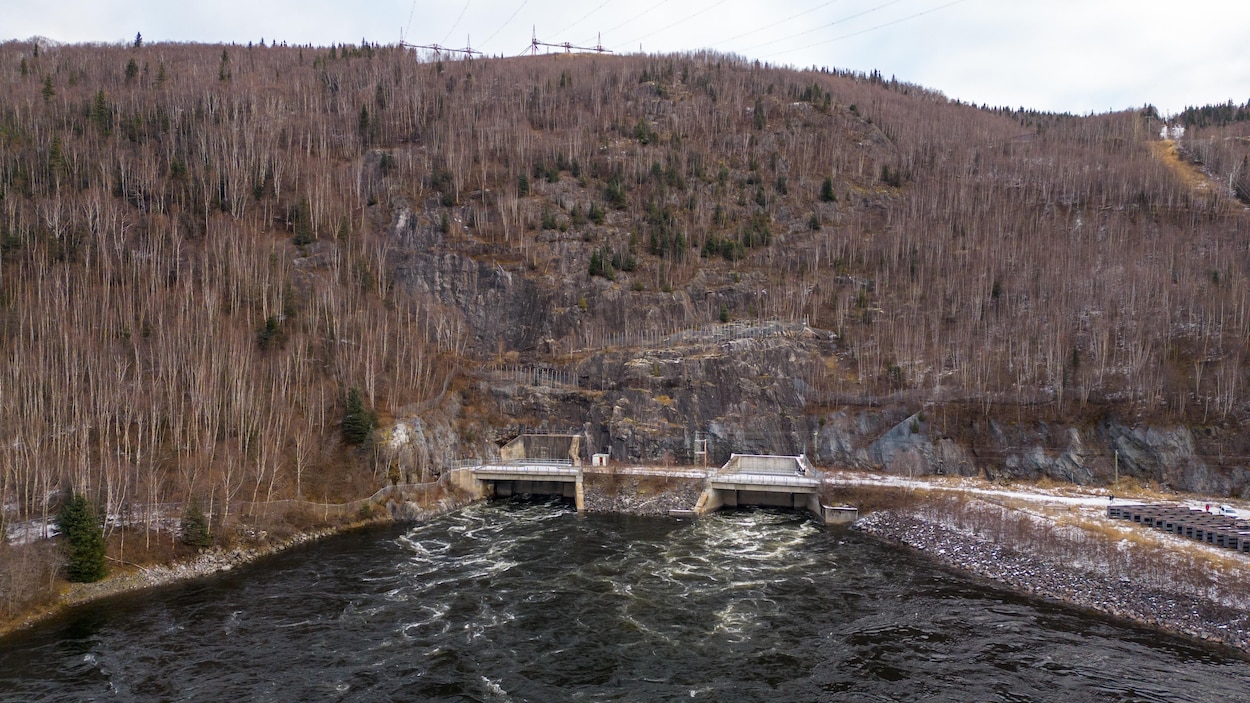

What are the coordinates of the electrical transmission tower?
(523, 27, 614, 56)
(402, 37, 481, 59)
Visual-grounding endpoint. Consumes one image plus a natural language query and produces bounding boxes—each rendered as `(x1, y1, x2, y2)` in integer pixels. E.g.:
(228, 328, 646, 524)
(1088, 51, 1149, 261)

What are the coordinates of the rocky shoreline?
(0, 500, 469, 639)
(9, 486, 1250, 660)
(854, 510, 1250, 655)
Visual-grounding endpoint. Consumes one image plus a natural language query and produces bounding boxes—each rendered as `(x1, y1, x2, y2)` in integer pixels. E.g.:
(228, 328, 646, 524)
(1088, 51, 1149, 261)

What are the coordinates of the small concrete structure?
(499, 433, 583, 466)
(719, 454, 815, 476)
(821, 505, 860, 524)
(695, 454, 854, 524)
(591, 453, 609, 467)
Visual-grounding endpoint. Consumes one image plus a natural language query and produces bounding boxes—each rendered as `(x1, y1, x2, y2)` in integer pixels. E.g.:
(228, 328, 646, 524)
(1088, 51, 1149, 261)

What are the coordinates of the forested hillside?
(3, 40, 1250, 609)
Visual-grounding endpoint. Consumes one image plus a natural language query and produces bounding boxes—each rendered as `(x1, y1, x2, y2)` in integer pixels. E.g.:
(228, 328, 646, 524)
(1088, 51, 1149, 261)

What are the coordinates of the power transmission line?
(763, 0, 971, 59)
(520, 27, 614, 57)
(403, 41, 482, 59)
(598, 0, 670, 42)
(553, 0, 613, 38)
(402, 0, 418, 42)
(742, 0, 908, 53)
(441, 0, 474, 45)
(479, 0, 531, 50)
(615, 0, 732, 51)
(711, 0, 843, 47)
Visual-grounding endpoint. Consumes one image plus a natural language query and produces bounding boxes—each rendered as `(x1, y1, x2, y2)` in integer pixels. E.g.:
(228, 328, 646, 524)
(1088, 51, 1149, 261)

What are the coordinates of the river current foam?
(2, 499, 1247, 701)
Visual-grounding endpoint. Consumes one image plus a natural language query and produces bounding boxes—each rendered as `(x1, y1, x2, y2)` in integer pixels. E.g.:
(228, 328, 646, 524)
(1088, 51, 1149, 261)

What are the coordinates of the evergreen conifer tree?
(179, 504, 212, 548)
(820, 177, 836, 203)
(341, 387, 376, 445)
(92, 91, 111, 135)
(56, 492, 107, 583)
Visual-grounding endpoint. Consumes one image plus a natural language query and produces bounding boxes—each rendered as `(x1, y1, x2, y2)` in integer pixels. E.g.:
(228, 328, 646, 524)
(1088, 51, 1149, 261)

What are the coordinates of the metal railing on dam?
(472, 463, 580, 479)
(708, 473, 822, 491)
(454, 458, 575, 470)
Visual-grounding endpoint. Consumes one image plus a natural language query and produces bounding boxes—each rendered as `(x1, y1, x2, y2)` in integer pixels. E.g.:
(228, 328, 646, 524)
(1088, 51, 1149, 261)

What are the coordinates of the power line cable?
(712, 0, 843, 47)
(480, 0, 530, 50)
(403, 0, 418, 41)
(763, 0, 970, 59)
(553, 0, 613, 38)
(741, 0, 907, 53)
(615, 0, 732, 51)
(599, 0, 670, 43)
(441, 0, 474, 45)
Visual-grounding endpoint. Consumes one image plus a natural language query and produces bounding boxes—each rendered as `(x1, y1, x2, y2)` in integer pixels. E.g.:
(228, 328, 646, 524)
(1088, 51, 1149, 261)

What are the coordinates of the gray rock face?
(475, 359, 1250, 496)
(384, 394, 482, 483)
(392, 248, 550, 354)
(1099, 424, 1225, 494)
(380, 206, 1250, 498)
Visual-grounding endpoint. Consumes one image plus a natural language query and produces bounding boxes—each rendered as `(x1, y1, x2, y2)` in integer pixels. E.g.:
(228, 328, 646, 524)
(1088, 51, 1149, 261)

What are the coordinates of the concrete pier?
(459, 451, 860, 526)
(474, 463, 584, 511)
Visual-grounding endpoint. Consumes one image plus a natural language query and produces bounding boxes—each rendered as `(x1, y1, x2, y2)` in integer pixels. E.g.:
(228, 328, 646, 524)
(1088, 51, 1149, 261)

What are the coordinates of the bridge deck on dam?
(468, 462, 585, 510)
(472, 463, 579, 482)
(709, 453, 820, 493)
(456, 455, 856, 525)
(695, 454, 855, 524)
(709, 473, 821, 493)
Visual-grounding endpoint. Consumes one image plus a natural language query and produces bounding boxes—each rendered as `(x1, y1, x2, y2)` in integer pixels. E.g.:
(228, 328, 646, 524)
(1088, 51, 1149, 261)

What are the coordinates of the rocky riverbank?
(0, 497, 473, 639)
(582, 473, 705, 515)
(855, 510, 1250, 655)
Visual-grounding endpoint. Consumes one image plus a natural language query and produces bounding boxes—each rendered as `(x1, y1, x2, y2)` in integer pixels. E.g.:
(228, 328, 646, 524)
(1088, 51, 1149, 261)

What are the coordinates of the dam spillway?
(694, 453, 857, 524)
(462, 436, 856, 523)
(464, 454, 856, 524)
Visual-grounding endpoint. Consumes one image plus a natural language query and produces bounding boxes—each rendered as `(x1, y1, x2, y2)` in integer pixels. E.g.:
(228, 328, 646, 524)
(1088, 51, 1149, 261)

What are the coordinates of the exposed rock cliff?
(405, 328, 1250, 499)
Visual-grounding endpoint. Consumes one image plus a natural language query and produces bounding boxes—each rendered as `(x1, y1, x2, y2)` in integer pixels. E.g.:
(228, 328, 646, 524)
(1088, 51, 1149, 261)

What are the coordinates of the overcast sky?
(6, 0, 1249, 116)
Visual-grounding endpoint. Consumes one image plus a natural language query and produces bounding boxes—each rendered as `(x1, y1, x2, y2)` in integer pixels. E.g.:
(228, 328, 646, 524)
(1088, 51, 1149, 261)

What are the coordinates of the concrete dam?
(456, 434, 857, 525)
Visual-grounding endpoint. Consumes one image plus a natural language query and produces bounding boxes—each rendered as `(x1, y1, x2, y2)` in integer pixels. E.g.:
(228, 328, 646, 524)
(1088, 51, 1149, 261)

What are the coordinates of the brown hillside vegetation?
(2, 42, 1250, 574)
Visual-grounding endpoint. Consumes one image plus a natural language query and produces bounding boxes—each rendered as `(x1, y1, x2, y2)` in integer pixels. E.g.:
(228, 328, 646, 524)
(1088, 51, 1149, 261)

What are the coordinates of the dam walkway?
(461, 453, 857, 524)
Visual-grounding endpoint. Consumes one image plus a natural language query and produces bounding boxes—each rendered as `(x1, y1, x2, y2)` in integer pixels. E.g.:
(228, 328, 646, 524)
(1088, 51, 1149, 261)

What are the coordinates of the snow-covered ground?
(5, 506, 183, 546)
(825, 469, 1244, 515)
(836, 469, 1250, 652)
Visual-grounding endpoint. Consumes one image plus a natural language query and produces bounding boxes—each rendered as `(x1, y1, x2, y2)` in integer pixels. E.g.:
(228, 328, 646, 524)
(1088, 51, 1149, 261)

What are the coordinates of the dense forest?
(2, 39, 1250, 614)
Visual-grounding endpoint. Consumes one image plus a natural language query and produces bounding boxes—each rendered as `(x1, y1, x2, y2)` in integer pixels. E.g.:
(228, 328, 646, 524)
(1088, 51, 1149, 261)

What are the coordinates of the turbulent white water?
(2, 499, 1248, 701)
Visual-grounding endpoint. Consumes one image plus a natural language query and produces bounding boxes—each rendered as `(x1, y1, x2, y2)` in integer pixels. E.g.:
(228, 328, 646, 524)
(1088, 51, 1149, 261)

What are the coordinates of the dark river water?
(2, 500, 1248, 702)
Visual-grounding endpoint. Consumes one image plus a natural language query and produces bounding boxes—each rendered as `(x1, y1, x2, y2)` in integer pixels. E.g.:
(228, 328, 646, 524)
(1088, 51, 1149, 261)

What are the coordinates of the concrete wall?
(723, 454, 802, 475)
(443, 468, 487, 499)
(499, 435, 583, 465)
